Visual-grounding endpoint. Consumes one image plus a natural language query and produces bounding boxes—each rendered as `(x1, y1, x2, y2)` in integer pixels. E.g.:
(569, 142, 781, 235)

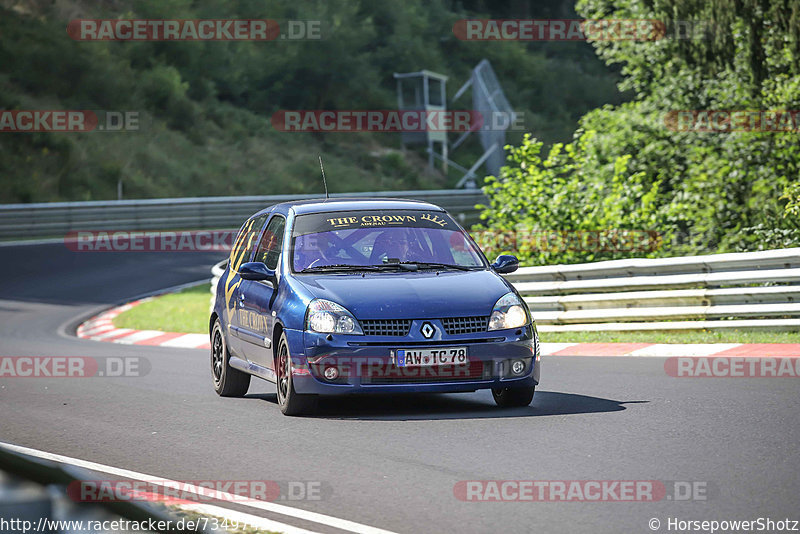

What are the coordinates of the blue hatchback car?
(210, 198, 540, 415)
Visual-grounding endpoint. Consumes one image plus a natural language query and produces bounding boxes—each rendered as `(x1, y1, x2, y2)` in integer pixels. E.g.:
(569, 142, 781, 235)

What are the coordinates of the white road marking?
(0, 237, 70, 247)
(0, 442, 398, 534)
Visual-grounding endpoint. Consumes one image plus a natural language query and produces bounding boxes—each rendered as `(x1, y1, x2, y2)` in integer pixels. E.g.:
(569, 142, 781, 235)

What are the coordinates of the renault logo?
(420, 322, 435, 339)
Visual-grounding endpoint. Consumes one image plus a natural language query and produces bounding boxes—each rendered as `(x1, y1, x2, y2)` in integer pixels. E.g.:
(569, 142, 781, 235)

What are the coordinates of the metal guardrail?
(209, 248, 800, 332)
(0, 443, 216, 533)
(503, 248, 800, 283)
(0, 189, 487, 239)
(210, 260, 227, 313)
(510, 248, 800, 331)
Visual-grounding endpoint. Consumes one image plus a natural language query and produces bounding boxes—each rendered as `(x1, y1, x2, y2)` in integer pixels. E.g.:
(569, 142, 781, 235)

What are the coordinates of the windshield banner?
(293, 210, 457, 236)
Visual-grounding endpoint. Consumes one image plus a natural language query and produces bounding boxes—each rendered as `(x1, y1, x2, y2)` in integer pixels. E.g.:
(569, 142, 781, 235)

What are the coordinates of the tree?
(479, 0, 800, 264)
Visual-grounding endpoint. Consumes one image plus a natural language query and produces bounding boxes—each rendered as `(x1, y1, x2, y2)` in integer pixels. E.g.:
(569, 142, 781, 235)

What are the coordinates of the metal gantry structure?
(394, 60, 516, 189)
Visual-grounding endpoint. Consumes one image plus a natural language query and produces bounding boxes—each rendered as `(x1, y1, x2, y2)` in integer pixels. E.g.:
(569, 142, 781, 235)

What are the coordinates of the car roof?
(252, 197, 446, 218)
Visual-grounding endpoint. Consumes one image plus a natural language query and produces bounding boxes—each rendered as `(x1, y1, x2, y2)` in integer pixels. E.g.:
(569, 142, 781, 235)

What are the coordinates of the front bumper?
(283, 323, 540, 395)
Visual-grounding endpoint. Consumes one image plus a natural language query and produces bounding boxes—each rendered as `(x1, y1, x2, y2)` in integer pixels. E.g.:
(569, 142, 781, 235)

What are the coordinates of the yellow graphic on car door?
(224, 219, 258, 317)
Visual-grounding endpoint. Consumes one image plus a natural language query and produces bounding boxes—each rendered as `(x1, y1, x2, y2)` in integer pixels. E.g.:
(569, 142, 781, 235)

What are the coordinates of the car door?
(237, 214, 286, 371)
(227, 214, 268, 359)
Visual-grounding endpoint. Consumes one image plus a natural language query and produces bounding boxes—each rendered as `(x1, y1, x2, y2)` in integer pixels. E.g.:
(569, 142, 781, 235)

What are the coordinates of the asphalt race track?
(1, 243, 799, 533)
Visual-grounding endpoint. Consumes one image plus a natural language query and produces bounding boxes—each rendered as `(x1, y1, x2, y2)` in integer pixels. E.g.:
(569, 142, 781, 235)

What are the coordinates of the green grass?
(112, 283, 800, 344)
(113, 283, 210, 334)
(540, 329, 800, 344)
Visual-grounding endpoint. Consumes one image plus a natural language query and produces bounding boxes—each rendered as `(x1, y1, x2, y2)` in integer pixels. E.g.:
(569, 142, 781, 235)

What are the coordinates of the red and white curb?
(77, 299, 210, 350)
(540, 342, 800, 358)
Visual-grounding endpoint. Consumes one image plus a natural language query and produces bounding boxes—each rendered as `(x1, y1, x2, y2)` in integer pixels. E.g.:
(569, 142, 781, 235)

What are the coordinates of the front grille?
(362, 360, 491, 384)
(361, 319, 412, 337)
(441, 316, 489, 335)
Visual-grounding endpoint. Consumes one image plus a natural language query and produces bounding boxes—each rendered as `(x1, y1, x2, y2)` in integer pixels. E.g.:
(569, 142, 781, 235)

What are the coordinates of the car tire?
(275, 332, 317, 416)
(211, 319, 250, 397)
(492, 386, 535, 408)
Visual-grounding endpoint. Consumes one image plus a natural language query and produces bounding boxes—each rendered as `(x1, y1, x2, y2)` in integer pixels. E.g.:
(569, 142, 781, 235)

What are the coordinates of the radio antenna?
(318, 155, 329, 199)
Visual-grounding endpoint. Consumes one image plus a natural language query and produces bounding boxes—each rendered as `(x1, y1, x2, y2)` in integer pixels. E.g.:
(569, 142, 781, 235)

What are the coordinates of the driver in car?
(376, 229, 430, 263)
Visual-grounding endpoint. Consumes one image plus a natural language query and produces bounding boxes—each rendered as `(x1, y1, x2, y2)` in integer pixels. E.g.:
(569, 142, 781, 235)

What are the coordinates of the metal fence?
(211, 248, 800, 332)
(0, 189, 488, 239)
(508, 248, 800, 331)
(0, 443, 213, 533)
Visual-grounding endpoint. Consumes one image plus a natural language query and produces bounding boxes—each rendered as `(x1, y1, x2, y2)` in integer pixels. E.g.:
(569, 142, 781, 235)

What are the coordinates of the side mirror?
(491, 254, 519, 274)
(239, 262, 277, 284)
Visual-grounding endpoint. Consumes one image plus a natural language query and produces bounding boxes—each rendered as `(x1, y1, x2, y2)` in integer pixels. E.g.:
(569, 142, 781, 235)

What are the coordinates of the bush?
(476, 132, 662, 265)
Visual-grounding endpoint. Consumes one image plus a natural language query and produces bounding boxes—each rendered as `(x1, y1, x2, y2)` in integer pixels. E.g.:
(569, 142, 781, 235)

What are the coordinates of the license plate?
(395, 347, 467, 367)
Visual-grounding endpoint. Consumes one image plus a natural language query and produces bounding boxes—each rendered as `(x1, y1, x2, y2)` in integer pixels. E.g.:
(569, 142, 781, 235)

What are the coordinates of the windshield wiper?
(300, 264, 383, 273)
(300, 262, 476, 273)
(398, 261, 477, 271)
(365, 263, 420, 271)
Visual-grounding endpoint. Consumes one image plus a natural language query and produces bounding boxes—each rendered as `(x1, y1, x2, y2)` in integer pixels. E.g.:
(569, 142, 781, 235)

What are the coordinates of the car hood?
(294, 269, 512, 319)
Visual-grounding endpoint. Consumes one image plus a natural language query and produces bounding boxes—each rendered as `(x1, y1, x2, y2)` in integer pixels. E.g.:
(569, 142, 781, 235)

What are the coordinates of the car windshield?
(291, 209, 486, 272)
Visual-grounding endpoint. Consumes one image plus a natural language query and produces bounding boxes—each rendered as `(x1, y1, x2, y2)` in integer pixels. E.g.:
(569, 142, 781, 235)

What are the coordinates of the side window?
(254, 215, 286, 270)
(229, 215, 268, 272)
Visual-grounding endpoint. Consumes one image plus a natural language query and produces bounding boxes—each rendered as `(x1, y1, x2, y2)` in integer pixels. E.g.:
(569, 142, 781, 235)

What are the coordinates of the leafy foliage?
(476, 133, 663, 264)
(0, 0, 624, 202)
(479, 0, 800, 264)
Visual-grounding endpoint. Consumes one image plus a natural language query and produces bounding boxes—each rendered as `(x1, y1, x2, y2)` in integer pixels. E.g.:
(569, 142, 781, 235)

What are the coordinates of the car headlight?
(488, 292, 529, 331)
(305, 299, 363, 334)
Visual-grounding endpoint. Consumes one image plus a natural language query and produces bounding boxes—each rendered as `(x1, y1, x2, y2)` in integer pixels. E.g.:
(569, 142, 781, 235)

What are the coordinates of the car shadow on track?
(243, 391, 648, 420)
